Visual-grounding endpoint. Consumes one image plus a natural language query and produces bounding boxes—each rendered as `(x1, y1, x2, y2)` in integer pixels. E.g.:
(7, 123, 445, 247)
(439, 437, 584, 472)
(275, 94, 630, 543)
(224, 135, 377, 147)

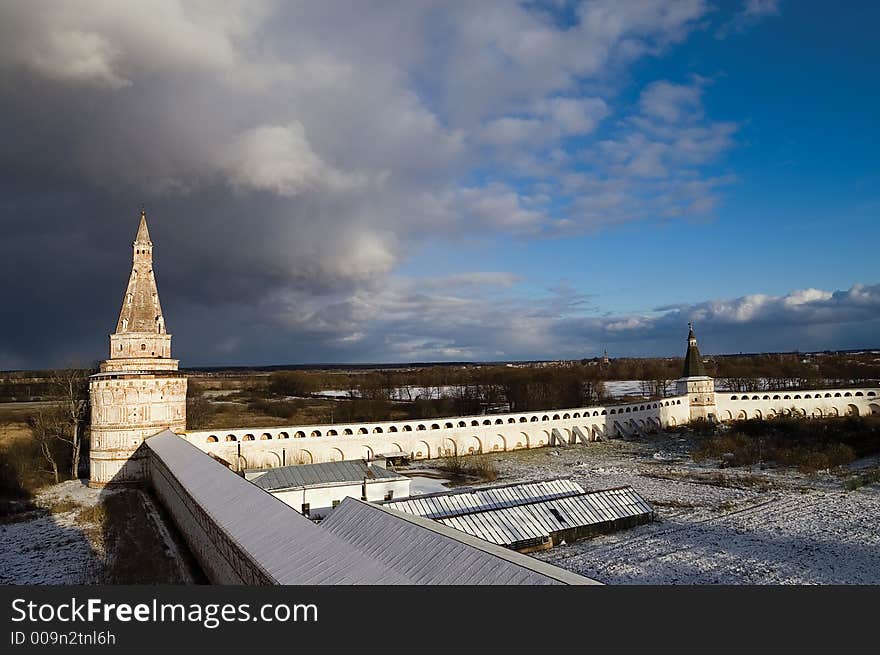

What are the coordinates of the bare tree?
(27, 409, 64, 484)
(51, 368, 92, 480)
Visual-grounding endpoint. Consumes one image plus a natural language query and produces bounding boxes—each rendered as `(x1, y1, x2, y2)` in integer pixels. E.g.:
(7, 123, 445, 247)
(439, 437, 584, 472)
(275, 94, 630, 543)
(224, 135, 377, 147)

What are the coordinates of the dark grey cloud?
(3, 0, 871, 370)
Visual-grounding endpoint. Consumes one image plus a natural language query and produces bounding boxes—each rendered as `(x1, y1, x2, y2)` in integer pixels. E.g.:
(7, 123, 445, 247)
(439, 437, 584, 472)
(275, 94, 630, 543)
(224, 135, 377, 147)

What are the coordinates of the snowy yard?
(0, 480, 195, 585)
(0, 480, 105, 585)
(444, 437, 880, 584)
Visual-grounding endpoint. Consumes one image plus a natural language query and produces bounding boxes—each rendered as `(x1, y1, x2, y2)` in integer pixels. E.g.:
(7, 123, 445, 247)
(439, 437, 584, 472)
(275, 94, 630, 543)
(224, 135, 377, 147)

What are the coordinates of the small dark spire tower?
(676, 323, 716, 423)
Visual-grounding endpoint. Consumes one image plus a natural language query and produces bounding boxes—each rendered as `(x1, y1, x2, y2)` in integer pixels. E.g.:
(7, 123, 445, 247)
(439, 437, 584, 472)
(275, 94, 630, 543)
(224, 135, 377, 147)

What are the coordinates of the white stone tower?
(89, 210, 187, 487)
(675, 323, 717, 423)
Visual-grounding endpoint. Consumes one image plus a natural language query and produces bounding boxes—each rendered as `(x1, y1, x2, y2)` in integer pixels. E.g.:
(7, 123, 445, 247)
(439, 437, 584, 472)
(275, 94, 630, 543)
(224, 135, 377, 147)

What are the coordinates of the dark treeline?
(5, 350, 879, 402)
(265, 362, 664, 422)
(712, 353, 880, 392)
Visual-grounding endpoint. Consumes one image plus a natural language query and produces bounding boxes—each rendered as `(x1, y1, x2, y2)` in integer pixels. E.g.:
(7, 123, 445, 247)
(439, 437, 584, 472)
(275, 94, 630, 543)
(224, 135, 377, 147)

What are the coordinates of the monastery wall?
(183, 396, 692, 469)
(715, 388, 879, 420)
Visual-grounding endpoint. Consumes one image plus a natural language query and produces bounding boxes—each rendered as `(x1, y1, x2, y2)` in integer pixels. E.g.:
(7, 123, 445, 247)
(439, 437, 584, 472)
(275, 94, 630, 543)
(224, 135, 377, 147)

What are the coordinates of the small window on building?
(384, 490, 394, 501)
(141, 344, 146, 350)
(301, 503, 310, 517)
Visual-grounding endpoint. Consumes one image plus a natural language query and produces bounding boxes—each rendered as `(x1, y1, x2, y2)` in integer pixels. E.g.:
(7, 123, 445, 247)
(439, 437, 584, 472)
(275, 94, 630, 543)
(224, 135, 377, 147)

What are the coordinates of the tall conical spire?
(682, 322, 707, 378)
(134, 208, 152, 245)
(107, 209, 172, 361)
(116, 210, 163, 335)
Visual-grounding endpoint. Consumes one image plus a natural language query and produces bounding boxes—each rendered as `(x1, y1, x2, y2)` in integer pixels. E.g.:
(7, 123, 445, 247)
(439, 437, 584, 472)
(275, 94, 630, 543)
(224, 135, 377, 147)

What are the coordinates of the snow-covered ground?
(407, 475, 453, 495)
(439, 438, 880, 584)
(0, 480, 194, 585)
(0, 480, 107, 585)
(538, 486, 880, 584)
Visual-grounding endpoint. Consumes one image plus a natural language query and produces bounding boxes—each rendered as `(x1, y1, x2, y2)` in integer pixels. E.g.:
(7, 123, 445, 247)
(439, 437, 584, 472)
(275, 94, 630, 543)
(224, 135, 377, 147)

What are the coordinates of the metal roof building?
(380, 478, 586, 519)
(382, 480, 655, 552)
(437, 486, 654, 551)
(249, 459, 406, 491)
(145, 430, 595, 584)
(322, 498, 596, 585)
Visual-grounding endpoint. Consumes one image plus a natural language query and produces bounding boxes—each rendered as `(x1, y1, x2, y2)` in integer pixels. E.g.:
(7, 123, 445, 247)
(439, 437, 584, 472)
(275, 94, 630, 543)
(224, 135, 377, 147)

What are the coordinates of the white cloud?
(639, 80, 703, 123)
(716, 0, 781, 38)
(223, 122, 370, 196)
(262, 276, 880, 362)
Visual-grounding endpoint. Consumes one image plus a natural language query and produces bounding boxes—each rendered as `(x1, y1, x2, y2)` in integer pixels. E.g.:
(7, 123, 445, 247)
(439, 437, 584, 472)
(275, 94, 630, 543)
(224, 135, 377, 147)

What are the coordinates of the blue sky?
(0, 1, 878, 367)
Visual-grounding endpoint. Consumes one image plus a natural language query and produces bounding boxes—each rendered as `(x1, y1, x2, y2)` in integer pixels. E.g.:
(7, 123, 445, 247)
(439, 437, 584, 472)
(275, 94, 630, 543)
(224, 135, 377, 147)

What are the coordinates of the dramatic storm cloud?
(1, 1, 877, 368)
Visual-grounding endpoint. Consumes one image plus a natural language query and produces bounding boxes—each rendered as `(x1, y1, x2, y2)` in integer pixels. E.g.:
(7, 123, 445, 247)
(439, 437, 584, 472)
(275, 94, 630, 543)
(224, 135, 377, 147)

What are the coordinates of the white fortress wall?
(183, 396, 692, 469)
(715, 388, 879, 420)
(182, 387, 879, 470)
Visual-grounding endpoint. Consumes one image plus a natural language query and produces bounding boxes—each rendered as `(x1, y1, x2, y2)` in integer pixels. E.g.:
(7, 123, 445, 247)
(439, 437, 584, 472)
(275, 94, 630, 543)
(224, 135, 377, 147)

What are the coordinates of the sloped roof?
(250, 459, 406, 491)
(435, 486, 654, 548)
(116, 211, 164, 334)
(134, 210, 152, 244)
(322, 498, 597, 585)
(145, 430, 407, 584)
(380, 478, 585, 519)
(682, 325, 708, 378)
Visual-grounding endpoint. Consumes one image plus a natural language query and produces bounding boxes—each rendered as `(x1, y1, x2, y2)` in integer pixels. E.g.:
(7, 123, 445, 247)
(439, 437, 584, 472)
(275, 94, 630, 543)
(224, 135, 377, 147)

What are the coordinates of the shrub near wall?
(693, 416, 880, 473)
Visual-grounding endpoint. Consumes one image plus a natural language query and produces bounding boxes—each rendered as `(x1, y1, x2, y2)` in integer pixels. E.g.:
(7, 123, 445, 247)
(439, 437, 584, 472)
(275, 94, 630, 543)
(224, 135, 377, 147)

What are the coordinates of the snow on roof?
(380, 478, 586, 519)
(322, 498, 598, 585)
(435, 487, 654, 548)
(250, 459, 405, 491)
(383, 482, 654, 549)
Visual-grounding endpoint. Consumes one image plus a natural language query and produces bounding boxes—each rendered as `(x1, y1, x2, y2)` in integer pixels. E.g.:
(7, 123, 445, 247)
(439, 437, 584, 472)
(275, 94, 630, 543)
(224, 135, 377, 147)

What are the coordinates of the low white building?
(247, 458, 411, 519)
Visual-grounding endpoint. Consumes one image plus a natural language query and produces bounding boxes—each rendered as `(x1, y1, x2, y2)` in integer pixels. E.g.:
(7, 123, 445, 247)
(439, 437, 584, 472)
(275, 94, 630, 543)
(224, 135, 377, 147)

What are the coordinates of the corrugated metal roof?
(382, 481, 654, 549)
(146, 431, 592, 585)
(250, 459, 405, 491)
(321, 498, 598, 585)
(380, 478, 585, 519)
(145, 430, 408, 584)
(433, 487, 654, 548)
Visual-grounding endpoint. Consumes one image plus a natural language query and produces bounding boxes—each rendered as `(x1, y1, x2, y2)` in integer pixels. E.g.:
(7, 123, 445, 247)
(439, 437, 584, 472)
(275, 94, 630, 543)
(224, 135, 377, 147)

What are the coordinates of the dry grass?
(190, 397, 345, 430)
(844, 468, 880, 492)
(437, 449, 498, 482)
(468, 454, 498, 482)
(0, 420, 33, 445)
(641, 469, 775, 491)
(46, 498, 82, 514)
(94, 491, 188, 584)
(77, 503, 107, 524)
